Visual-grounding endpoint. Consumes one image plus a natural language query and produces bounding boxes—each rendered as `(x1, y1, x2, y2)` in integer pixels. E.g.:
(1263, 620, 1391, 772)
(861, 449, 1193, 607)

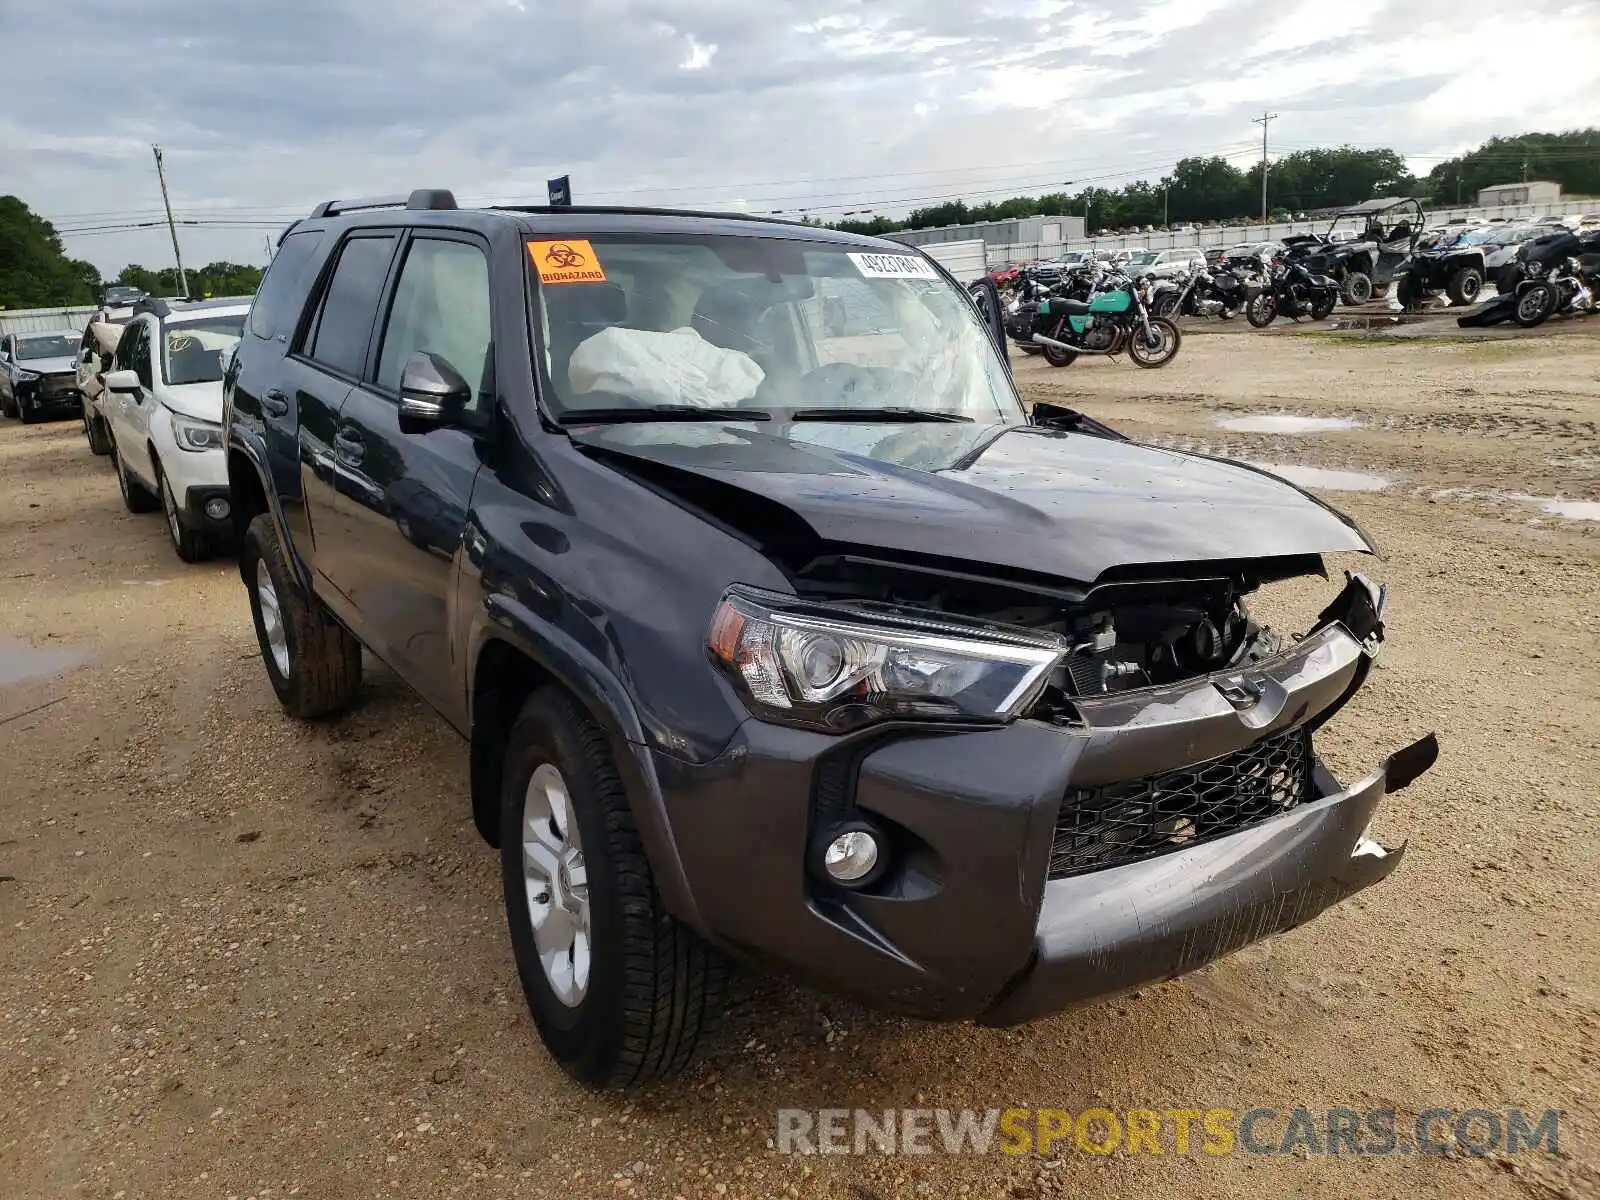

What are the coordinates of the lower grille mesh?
(1048, 725, 1315, 879)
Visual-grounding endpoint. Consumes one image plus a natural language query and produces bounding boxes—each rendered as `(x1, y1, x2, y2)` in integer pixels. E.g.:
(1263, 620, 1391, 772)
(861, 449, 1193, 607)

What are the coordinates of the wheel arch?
(466, 599, 710, 938)
(226, 431, 308, 591)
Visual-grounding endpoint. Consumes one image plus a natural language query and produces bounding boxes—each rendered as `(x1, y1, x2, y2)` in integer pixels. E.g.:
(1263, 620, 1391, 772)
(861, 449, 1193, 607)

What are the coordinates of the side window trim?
(368, 228, 495, 402)
(289, 229, 401, 385)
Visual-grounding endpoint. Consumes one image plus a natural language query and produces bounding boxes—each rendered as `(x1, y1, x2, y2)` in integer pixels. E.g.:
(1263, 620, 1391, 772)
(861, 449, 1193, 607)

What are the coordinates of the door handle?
(334, 428, 366, 465)
(262, 388, 289, 418)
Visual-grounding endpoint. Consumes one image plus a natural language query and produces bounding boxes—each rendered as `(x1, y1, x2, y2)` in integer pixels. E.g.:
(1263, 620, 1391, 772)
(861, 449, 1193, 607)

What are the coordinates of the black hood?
(569, 421, 1375, 584)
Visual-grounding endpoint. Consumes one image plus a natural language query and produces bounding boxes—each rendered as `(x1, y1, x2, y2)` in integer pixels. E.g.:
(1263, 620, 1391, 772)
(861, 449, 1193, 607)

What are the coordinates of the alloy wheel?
(255, 559, 291, 678)
(521, 763, 591, 1007)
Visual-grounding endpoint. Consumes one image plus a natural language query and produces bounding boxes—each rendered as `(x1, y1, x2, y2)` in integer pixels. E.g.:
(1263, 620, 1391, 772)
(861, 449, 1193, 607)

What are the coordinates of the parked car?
(224, 188, 1434, 1089)
(101, 298, 248, 561)
(1123, 248, 1207, 280)
(103, 284, 150, 308)
(0, 330, 83, 423)
(77, 316, 127, 455)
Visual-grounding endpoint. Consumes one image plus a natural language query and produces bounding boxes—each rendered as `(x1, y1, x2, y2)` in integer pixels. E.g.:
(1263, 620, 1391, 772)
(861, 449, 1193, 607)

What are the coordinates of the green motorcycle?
(1026, 277, 1182, 369)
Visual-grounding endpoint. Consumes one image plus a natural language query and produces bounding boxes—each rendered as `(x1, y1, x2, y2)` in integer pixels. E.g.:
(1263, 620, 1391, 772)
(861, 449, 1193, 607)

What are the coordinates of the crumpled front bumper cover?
(979, 733, 1438, 1026)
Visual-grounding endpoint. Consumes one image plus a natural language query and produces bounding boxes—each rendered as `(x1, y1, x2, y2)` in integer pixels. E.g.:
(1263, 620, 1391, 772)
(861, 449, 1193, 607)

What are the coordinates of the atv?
(1395, 230, 1486, 312)
(1283, 197, 1425, 306)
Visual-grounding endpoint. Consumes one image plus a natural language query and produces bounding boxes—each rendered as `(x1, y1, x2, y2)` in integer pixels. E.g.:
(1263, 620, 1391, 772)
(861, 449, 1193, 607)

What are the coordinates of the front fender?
(466, 595, 711, 939)
(226, 428, 311, 592)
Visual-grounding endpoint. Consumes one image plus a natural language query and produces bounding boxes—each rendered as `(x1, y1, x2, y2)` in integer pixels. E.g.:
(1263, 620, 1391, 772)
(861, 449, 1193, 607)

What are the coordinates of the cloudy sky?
(4, 0, 1597, 275)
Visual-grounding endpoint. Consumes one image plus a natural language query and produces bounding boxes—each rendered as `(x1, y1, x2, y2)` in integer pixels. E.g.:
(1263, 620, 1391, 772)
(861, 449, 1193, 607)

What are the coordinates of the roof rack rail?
(308, 189, 458, 219)
(490, 203, 784, 224)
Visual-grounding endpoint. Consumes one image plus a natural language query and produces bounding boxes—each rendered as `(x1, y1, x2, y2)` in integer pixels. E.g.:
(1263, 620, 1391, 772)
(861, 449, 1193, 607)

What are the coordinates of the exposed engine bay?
(788, 550, 1345, 705)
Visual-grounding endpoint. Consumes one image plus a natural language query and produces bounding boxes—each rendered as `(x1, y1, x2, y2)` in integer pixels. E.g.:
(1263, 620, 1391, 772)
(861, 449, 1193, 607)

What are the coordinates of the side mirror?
(966, 278, 1007, 358)
(398, 351, 471, 432)
(104, 368, 142, 395)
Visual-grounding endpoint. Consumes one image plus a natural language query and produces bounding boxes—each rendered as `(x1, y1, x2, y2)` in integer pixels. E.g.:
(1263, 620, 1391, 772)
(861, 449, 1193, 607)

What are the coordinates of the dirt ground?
(2, 322, 1598, 1200)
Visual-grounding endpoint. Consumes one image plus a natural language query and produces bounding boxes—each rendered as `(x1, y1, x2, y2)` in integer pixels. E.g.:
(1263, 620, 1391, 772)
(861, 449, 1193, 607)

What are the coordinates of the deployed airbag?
(569, 326, 765, 409)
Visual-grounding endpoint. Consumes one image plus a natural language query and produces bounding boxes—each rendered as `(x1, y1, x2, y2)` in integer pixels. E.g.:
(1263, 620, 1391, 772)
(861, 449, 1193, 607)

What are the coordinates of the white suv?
(101, 299, 248, 562)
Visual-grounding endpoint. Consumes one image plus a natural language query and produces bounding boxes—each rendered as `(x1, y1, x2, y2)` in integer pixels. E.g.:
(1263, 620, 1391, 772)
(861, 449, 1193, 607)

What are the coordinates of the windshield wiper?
(560, 405, 773, 425)
(789, 407, 974, 424)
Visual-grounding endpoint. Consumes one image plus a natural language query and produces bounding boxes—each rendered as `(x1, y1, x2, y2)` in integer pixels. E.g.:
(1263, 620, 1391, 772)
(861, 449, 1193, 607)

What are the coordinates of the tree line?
(832, 130, 1599, 236)
(0, 195, 263, 310)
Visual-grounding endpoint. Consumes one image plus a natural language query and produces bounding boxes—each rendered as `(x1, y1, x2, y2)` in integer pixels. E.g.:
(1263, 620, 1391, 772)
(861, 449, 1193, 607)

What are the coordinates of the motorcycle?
(1246, 260, 1340, 327)
(1512, 257, 1597, 328)
(1150, 265, 1254, 320)
(1509, 230, 1600, 328)
(1027, 266, 1182, 369)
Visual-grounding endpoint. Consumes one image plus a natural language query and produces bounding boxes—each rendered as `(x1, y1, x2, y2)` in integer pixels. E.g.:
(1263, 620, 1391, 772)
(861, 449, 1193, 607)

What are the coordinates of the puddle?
(1508, 494, 1600, 521)
(0, 636, 90, 687)
(1329, 315, 1432, 331)
(1216, 414, 1363, 434)
(1248, 463, 1393, 492)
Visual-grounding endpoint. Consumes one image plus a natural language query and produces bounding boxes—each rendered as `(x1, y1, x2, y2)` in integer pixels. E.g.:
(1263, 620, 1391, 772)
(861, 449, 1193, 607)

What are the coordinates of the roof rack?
(491, 203, 791, 225)
(308, 188, 458, 219)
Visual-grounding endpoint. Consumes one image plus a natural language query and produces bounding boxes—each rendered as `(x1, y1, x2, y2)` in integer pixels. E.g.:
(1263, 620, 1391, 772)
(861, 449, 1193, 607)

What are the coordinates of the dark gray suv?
(223, 189, 1436, 1088)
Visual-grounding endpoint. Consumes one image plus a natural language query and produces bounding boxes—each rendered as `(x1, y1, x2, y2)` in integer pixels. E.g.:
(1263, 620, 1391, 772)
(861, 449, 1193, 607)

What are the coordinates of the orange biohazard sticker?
(527, 239, 608, 284)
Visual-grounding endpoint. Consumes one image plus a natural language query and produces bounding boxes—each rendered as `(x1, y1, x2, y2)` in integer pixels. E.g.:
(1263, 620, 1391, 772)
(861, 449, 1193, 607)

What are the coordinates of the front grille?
(42, 374, 76, 395)
(1048, 725, 1315, 879)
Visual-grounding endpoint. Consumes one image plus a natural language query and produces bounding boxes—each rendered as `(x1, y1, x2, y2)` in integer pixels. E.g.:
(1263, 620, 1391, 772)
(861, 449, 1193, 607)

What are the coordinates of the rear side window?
(249, 230, 325, 341)
(305, 235, 396, 378)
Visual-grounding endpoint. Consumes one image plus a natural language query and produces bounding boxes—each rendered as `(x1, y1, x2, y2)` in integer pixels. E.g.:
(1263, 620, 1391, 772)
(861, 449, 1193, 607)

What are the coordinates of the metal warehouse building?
(1477, 181, 1561, 208)
(886, 214, 1086, 254)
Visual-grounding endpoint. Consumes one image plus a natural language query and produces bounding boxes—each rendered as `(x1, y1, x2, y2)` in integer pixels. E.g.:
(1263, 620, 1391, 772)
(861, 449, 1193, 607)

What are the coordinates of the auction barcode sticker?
(848, 252, 940, 280)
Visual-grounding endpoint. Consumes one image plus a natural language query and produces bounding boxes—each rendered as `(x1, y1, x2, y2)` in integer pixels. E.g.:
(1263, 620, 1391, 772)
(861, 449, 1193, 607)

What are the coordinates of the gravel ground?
(2, 323, 1597, 1200)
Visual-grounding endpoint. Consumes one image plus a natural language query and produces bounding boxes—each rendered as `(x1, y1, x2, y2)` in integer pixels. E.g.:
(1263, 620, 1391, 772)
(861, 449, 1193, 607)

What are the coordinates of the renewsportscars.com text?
(775, 1107, 1560, 1158)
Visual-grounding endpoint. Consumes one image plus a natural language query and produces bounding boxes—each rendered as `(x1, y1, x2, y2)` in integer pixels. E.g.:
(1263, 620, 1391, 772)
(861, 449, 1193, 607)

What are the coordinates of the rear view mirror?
(104, 368, 142, 394)
(398, 351, 471, 431)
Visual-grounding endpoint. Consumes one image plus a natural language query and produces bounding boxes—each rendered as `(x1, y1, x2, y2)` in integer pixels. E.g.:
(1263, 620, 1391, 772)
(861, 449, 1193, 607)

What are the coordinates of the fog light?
(204, 497, 231, 520)
(823, 828, 881, 884)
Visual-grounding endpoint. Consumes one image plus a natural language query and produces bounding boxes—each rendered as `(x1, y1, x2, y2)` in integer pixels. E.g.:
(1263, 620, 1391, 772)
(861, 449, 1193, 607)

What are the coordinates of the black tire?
(0, 392, 13, 419)
(1371, 282, 1391, 299)
(1310, 293, 1337, 321)
(115, 445, 160, 513)
(241, 513, 362, 719)
(1446, 267, 1484, 307)
(1042, 342, 1077, 367)
(1017, 344, 1042, 356)
(1127, 318, 1181, 368)
(157, 465, 211, 564)
(1341, 272, 1373, 306)
(1513, 282, 1557, 329)
(1151, 293, 1179, 319)
(83, 407, 113, 455)
(1246, 295, 1277, 327)
(1396, 275, 1424, 313)
(501, 688, 725, 1088)
(19, 404, 41, 425)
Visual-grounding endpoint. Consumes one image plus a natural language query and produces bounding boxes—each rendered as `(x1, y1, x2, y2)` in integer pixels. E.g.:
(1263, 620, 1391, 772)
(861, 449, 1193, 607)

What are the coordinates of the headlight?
(707, 588, 1066, 732)
(170, 412, 224, 452)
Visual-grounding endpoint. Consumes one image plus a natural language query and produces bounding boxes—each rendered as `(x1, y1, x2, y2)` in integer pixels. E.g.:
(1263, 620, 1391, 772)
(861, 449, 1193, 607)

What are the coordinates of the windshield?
(531, 235, 1023, 430)
(15, 334, 78, 361)
(163, 314, 245, 385)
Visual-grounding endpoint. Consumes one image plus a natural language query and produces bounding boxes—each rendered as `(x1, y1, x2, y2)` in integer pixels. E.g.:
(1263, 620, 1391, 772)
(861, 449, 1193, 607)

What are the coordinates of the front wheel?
(1513, 282, 1557, 328)
(1309, 293, 1337, 321)
(1042, 341, 1077, 368)
(1446, 267, 1484, 307)
(242, 513, 362, 718)
(1246, 295, 1277, 327)
(1151, 293, 1180, 319)
(1342, 271, 1374, 306)
(1128, 318, 1181, 368)
(158, 467, 211, 563)
(501, 688, 726, 1088)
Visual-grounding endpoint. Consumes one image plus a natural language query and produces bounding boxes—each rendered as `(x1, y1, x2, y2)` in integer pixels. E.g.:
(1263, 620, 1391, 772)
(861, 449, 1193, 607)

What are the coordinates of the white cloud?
(681, 35, 717, 70)
(0, 0, 1592, 273)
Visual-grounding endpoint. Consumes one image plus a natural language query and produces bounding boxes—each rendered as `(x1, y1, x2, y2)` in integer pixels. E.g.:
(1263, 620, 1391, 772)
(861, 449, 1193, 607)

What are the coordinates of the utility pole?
(1253, 111, 1278, 223)
(151, 145, 190, 298)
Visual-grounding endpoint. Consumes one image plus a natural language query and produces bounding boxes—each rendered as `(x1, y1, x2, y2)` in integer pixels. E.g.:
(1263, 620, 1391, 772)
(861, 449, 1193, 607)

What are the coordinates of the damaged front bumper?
(980, 732, 1436, 1025)
(647, 573, 1436, 1023)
